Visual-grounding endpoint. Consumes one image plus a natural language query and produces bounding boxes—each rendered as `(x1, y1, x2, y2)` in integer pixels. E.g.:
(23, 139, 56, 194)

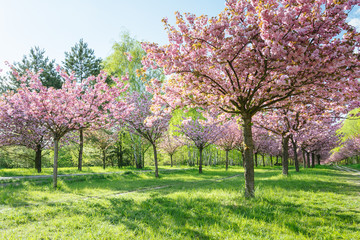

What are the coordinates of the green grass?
(347, 164, 360, 171)
(0, 166, 359, 239)
(0, 165, 191, 177)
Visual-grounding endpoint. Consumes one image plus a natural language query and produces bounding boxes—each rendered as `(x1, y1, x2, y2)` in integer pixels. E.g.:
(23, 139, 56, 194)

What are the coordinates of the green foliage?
(169, 108, 204, 136)
(347, 164, 360, 170)
(6, 47, 62, 90)
(0, 167, 359, 239)
(102, 31, 163, 93)
(0, 146, 51, 169)
(63, 39, 102, 81)
(337, 108, 360, 143)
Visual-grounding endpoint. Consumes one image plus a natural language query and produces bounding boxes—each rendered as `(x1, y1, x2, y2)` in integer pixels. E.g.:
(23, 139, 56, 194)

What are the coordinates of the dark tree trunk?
(242, 116, 255, 198)
(142, 151, 145, 168)
(102, 150, 106, 169)
(311, 152, 315, 168)
(254, 153, 258, 167)
(270, 155, 273, 166)
(282, 135, 290, 176)
(225, 150, 229, 171)
(78, 129, 84, 171)
(170, 154, 173, 167)
(117, 137, 123, 168)
(35, 144, 42, 173)
(317, 154, 321, 165)
(291, 138, 299, 172)
(302, 150, 306, 168)
(199, 147, 203, 174)
(262, 154, 265, 167)
(152, 144, 159, 178)
(306, 151, 310, 168)
(241, 151, 245, 167)
(276, 156, 279, 165)
(53, 139, 59, 189)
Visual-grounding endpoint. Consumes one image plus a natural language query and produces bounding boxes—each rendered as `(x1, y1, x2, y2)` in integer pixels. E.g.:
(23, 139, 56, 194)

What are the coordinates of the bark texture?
(242, 116, 255, 198)
(282, 135, 290, 176)
(78, 129, 84, 171)
(35, 145, 42, 173)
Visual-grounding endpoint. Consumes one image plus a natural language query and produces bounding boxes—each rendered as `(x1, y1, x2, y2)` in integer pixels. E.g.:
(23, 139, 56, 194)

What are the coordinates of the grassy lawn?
(0, 165, 191, 177)
(0, 166, 359, 239)
(347, 164, 360, 171)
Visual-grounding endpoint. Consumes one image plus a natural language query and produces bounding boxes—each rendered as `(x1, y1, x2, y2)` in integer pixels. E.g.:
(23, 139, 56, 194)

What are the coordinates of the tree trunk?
(199, 147, 203, 174)
(291, 138, 299, 172)
(78, 129, 84, 171)
(254, 153, 258, 167)
(311, 152, 315, 168)
(270, 155, 273, 166)
(35, 144, 42, 173)
(302, 150, 306, 168)
(241, 151, 245, 167)
(282, 135, 290, 176)
(53, 139, 59, 189)
(317, 154, 321, 165)
(242, 115, 255, 198)
(306, 151, 310, 168)
(170, 154, 173, 167)
(276, 155, 279, 165)
(117, 135, 123, 168)
(225, 150, 229, 171)
(262, 154, 265, 167)
(188, 147, 191, 166)
(152, 144, 159, 178)
(102, 150, 106, 169)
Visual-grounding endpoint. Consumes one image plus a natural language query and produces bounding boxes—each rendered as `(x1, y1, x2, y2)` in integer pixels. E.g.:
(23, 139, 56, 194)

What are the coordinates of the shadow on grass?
(80, 191, 359, 239)
(1, 167, 359, 239)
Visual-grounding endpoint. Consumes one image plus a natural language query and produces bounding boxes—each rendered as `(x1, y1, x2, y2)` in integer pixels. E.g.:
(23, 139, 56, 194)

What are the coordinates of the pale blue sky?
(0, 0, 225, 74)
(0, 0, 359, 76)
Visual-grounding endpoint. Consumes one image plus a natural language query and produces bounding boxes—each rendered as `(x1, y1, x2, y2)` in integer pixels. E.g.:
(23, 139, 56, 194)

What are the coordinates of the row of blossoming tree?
(0, 0, 359, 197)
(141, 0, 360, 197)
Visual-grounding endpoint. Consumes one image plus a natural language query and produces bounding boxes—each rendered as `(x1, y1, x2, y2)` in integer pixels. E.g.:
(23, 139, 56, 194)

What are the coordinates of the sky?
(0, 0, 225, 75)
(0, 0, 359, 76)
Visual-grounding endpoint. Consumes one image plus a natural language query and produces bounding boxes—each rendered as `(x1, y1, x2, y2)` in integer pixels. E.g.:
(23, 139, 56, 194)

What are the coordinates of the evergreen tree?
(63, 39, 102, 171)
(63, 39, 102, 81)
(8, 47, 62, 90)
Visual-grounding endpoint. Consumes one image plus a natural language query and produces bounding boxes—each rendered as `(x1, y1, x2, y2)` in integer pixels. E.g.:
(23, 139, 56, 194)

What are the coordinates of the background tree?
(216, 120, 240, 170)
(0, 96, 51, 173)
(86, 129, 118, 169)
(159, 133, 183, 167)
(103, 32, 165, 170)
(122, 92, 171, 177)
(63, 39, 102, 171)
(4, 70, 128, 188)
(7, 47, 62, 89)
(176, 115, 223, 174)
(103, 32, 149, 92)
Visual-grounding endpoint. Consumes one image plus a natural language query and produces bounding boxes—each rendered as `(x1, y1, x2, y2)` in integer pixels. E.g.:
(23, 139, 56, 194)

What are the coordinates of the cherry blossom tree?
(142, 0, 360, 197)
(298, 120, 340, 166)
(159, 133, 183, 167)
(4, 69, 128, 188)
(86, 129, 119, 169)
(252, 126, 274, 167)
(216, 120, 241, 170)
(122, 92, 171, 178)
(0, 98, 51, 172)
(176, 115, 223, 173)
(328, 136, 360, 164)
